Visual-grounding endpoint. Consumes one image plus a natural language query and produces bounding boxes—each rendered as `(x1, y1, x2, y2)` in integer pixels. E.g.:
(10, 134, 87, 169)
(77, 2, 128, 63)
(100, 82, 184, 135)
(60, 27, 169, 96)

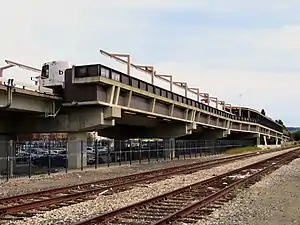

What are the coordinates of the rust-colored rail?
(0, 146, 295, 220)
(0, 150, 260, 203)
(73, 148, 299, 225)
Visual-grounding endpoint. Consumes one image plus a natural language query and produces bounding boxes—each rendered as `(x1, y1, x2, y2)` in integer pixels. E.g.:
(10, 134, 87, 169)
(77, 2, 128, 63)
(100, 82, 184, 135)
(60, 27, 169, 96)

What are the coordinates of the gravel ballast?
(194, 157, 300, 225)
(7, 148, 295, 225)
(0, 153, 225, 198)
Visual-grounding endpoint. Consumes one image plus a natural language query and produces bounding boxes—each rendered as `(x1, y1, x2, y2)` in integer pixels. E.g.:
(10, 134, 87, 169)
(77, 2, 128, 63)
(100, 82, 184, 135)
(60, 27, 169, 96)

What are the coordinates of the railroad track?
(73, 148, 300, 225)
(0, 146, 295, 221)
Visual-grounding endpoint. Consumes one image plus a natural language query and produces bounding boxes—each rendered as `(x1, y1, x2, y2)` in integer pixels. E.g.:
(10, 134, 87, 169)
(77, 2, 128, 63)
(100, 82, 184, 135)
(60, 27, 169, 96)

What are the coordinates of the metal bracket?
(45, 101, 61, 118)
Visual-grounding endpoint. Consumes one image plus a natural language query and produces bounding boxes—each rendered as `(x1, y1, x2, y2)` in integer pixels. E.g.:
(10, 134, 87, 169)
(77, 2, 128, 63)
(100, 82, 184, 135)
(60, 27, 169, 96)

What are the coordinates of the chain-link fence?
(0, 139, 255, 181)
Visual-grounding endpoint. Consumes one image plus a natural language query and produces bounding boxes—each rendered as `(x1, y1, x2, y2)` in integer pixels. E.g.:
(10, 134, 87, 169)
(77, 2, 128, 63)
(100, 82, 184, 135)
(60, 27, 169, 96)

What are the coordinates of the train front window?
(41, 65, 49, 79)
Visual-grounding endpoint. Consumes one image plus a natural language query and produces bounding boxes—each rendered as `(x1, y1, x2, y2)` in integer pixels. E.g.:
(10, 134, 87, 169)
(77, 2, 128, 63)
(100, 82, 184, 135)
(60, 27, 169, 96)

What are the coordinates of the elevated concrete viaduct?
(0, 62, 291, 169)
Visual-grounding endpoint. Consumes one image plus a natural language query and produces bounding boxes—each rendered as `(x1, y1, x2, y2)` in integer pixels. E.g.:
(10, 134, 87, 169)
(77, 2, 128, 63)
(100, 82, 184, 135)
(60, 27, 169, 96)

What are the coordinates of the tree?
(261, 109, 266, 116)
(278, 119, 284, 126)
(275, 119, 287, 130)
(292, 130, 300, 141)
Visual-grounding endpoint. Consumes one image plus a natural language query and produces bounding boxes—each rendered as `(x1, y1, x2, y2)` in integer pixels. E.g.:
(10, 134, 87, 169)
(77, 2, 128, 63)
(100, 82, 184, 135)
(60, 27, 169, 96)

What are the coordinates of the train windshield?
(41, 65, 49, 79)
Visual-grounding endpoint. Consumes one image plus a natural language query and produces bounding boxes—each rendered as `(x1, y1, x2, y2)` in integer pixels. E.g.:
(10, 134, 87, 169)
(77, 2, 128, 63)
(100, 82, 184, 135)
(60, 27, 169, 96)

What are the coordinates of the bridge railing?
(0, 77, 53, 94)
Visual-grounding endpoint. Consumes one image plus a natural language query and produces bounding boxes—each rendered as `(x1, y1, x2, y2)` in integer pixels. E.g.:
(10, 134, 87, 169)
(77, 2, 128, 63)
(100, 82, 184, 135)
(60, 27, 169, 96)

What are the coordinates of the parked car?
(16, 151, 31, 164)
(50, 149, 66, 155)
(86, 147, 111, 164)
(30, 148, 48, 158)
(32, 151, 66, 168)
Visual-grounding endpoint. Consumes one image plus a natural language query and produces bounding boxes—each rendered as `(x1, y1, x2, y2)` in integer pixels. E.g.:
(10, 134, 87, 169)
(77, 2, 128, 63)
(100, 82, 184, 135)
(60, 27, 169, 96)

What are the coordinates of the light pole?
(200, 92, 210, 105)
(225, 103, 232, 113)
(0, 64, 14, 84)
(135, 65, 155, 85)
(2, 60, 41, 91)
(155, 73, 173, 91)
(188, 87, 200, 102)
(100, 49, 226, 111)
(209, 96, 219, 109)
(219, 101, 225, 110)
(173, 82, 188, 97)
(100, 50, 131, 75)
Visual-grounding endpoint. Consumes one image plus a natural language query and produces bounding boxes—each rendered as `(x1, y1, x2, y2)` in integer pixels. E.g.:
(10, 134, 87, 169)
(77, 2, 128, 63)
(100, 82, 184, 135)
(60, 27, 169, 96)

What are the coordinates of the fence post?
(124, 141, 127, 163)
(129, 140, 132, 165)
(80, 140, 83, 171)
(155, 140, 158, 161)
(95, 140, 98, 169)
(194, 140, 197, 158)
(47, 141, 51, 176)
(148, 140, 151, 163)
(119, 140, 122, 166)
(171, 139, 174, 161)
(163, 140, 166, 161)
(183, 141, 186, 160)
(177, 140, 180, 160)
(139, 139, 142, 164)
(189, 141, 192, 158)
(107, 140, 111, 167)
(6, 143, 9, 181)
(65, 139, 68, 174)
(28, 141, 32, 178)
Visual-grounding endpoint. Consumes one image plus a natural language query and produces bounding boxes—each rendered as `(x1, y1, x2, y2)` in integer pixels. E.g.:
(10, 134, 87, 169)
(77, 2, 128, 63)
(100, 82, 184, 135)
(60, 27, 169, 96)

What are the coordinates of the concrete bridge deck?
(58, 64, 288, 141)
(0, 64, 289, 142)
(0, 84, 60, 113)
(0, 63, 290, 170)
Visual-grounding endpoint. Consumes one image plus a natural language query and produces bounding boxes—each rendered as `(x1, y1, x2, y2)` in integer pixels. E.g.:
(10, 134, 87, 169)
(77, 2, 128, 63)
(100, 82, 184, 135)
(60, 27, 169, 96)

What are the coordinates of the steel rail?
(0, 146, 296, 219)
(0, 151, 260, 215)
(72, 148, 299, 225)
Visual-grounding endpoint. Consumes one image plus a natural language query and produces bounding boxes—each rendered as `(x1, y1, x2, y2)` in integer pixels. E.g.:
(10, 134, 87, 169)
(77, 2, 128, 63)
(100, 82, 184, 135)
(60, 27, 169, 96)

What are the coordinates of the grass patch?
(225, 146, 260, 155)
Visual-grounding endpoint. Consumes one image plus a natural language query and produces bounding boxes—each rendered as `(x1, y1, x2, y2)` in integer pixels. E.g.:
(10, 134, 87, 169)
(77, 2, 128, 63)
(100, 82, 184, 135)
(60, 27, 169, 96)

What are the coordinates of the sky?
(0, 0, 299, 126)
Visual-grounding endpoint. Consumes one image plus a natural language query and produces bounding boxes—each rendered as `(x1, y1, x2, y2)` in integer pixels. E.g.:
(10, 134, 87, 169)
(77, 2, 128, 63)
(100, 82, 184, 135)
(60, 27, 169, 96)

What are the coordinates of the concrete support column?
(9, 140, 16, 176)
(263, 135, 268, 146)
(256, 136, 260, 146)
(0, 136, 16, 176)
(163, 138, 175, 159)
(67, 132, 87, 169)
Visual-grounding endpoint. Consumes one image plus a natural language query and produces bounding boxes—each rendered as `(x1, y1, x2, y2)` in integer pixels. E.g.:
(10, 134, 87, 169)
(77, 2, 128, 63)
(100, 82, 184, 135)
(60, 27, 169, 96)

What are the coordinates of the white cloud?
(244, 25, 300, 52)
(91, 0, 300, 13)
(0, 0, 300, 125)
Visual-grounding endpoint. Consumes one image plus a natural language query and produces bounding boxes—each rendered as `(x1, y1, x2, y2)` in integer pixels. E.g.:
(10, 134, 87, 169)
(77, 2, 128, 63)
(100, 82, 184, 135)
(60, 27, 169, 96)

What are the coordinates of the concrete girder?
(9, 106, 121, 134)
(177, 128, 230, 140)
(97, 122, 194, 139)
(0, 85, 57, 113)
